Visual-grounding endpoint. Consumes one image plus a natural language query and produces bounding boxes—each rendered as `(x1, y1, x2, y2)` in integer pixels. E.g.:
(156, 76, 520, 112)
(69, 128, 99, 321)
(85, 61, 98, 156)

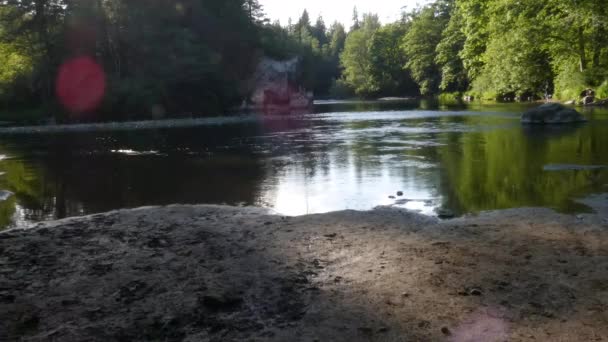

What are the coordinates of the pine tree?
(243, 0, 265, 24)
(351, 7, 360, 31)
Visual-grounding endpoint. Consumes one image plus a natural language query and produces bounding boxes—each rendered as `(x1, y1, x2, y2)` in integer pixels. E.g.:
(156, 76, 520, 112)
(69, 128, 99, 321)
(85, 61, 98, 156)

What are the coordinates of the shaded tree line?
(0, 0, 346, 121)
(2, 0, 608, 122)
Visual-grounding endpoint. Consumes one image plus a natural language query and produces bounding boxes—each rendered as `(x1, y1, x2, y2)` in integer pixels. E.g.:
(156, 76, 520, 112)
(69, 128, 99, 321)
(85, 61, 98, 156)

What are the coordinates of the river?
(0, 99, 606, 229)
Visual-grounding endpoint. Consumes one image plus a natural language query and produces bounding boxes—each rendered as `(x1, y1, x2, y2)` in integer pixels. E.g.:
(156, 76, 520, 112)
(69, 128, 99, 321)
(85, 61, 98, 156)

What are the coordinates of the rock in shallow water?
(521, 103, 587, 124)
(543, 164, 607, 171)
(0, 190, 13, 201)
(436, 208, 455, 219)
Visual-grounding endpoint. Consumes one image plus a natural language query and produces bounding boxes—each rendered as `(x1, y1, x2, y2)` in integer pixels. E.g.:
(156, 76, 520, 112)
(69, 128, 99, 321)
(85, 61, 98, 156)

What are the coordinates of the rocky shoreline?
(1, 202, 608, 341)
(0, 115, 309, 135)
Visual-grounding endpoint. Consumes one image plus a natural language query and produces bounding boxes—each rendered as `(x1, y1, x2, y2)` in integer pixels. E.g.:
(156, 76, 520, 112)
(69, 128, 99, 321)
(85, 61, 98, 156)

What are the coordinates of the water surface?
(0, 100, 606, 229)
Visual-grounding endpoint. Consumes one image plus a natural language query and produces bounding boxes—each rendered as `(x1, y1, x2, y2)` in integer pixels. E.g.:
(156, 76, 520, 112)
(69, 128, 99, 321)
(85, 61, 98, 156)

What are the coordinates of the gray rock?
(436, 208, 455, 219)
(521, 103, 587, 124)
(0, 190, 13, 201)
(583, 95, 595, 105)
(396, 191, 404, 197)
(543, 164, 607, 171)
(469, 287, 483, 296)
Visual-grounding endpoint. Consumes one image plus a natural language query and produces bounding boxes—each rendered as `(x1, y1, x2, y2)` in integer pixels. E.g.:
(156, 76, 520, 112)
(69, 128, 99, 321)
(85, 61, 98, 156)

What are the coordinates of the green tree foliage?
(284, 11, 345, 96)
(0, 0, 349, 120)
(0, 0, 270, 119)
(312, 16, 329, 46)
(368, 24, 418, 96)
(435, 10, 468, 93)
(454, 0, 608, 100)
(340, 14, 381, 97)
(336, 0, 608, 101)
(4, 0, 608, 114)
(401, 2, 452, 95)
(351, 7, 361, 31)
(329, 22, 347, 58)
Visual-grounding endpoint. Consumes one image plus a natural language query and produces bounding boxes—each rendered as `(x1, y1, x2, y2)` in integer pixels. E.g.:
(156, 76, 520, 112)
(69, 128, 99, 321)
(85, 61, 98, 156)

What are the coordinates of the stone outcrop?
(250, 57, 313, 111)
(521, 103, 587, 124)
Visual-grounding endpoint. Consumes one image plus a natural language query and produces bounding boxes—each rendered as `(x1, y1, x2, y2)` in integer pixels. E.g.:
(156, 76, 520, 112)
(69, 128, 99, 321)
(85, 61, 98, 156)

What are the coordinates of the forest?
(0, 0, 607, 122)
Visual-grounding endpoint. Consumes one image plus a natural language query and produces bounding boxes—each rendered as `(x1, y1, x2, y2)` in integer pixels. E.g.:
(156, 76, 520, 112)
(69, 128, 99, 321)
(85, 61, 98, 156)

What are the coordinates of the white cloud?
(260, 0, 431, 27)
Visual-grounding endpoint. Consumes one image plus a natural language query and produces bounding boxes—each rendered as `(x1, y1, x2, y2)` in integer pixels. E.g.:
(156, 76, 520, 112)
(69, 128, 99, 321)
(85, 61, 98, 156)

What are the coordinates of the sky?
(260, 0, 431, 28)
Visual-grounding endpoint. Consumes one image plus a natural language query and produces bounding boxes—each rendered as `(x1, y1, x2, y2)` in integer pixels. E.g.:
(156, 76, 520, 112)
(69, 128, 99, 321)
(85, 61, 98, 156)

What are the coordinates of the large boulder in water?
(521, 103, 587, 124)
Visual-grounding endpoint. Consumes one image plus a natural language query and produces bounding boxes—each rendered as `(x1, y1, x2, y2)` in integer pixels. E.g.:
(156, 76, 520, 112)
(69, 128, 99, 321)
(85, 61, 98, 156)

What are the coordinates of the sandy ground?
(1, 198, 608, 341)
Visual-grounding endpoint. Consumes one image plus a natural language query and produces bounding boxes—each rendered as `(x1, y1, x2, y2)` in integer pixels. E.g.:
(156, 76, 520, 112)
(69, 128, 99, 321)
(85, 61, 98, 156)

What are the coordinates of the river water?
(0, 100, 606, 229)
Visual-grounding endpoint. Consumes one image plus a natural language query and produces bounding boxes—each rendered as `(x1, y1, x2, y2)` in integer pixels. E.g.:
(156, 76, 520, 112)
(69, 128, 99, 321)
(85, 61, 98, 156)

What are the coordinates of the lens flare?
(56, 56, 106, 114)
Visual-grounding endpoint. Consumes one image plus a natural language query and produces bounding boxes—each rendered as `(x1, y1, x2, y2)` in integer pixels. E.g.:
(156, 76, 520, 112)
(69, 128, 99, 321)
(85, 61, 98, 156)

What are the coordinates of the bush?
(596, 80, 608, 99)
(437, 92, 463, 104)
(554, 68, 587, 101)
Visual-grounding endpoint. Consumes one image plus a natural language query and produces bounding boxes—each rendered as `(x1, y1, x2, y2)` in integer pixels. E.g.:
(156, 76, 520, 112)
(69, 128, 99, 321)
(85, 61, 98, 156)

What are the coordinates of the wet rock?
(543, 164, 607, 172)
(0, 190, 14, 201)
(521, 103, 587, 124)
(583, 95, 595, 105)
(435, 208, 455, 219)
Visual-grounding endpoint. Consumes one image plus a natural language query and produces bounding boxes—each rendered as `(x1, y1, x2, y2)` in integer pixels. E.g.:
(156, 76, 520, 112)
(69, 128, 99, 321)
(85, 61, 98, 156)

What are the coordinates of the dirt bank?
(1, 202, 608, 341)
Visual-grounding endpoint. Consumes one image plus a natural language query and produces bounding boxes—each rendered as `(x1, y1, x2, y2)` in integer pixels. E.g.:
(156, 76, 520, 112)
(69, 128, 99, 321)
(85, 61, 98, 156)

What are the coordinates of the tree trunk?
(592, 27, 604, 68)
(578, 26, 587, 72)
(34, 0, 54, 104)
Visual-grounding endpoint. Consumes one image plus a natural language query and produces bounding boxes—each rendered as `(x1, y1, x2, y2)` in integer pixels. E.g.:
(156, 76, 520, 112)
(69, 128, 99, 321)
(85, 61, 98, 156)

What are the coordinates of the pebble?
(441, 327, 451, 335)
(389, 196, 396, 199)
(469, 287, 483, 296)
(397, 191, 404, 197)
